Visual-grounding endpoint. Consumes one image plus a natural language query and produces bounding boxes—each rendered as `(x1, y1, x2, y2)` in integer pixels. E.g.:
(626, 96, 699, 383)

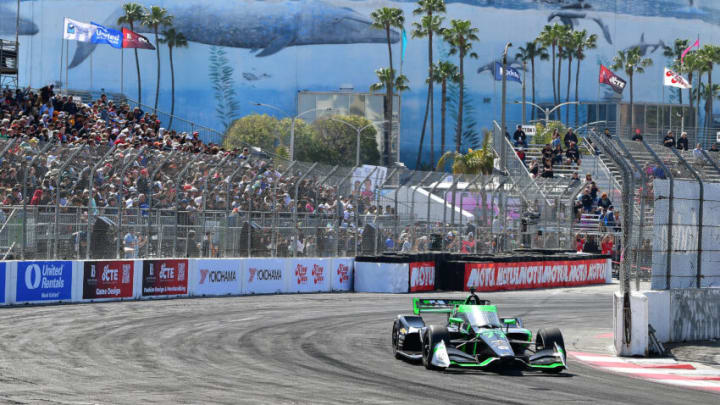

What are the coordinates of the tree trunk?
(429, 28, 435, 169)
(385, 25, 394, 166)
(688, 71, 694, 112)
(169, 45, 175, 129)
(131, 22, 141, 105)
(154, 27, 161, 112)
(441, 80, 447, 157)
(548, 42, 557, 105)
(457, 48, 465, 152)
(707, 65, 713, 132)
(566, 54, 572, 124)
(531, 57, 536, 121)
(416, 90, 431, 168)
(416, 16, 432, 170)
(575, 57, 581, 126)
(630, 73, 634, 130)
(696, 72, 703, 135)
(557, 46, 562, 111)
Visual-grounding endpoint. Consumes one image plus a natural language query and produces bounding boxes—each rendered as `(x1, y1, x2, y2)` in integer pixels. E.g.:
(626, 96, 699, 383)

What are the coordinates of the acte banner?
(599, 65, 626, 94)
(83, 260, 134, 299)
(464, 258, 609, 291)
(142, 259, 188, 296)
(122, 27, 156, 50)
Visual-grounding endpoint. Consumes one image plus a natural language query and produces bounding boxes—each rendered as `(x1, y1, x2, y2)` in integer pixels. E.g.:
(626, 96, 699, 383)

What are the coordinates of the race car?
(391, 289, 567, 372)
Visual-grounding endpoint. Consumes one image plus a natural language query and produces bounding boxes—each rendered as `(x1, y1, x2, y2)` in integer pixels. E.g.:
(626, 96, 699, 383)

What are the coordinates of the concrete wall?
(651, 180, 720, 289)
(669, 288, 720, 342)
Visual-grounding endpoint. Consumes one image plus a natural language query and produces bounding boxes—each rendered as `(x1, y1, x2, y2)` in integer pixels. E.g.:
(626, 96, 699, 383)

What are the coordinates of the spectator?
(711, 143, 719, 152)
(581, 188, 593, 213)
(583, 235, 599, 253)
(604, 206, 616, 229)
(528, 158, 539, 177)
(515, 147, 526, 165)
(603, 128, 612, 139)
(601, 234, 614, 255)
(565, 141, 581, 165)
(541, 158, 554, 178)
(677, 132, 689, 151)
(568, 172, 581, 188)
(663, 130, 676, 148)
(552, 144, 563, 166)
(551, 130, 561, 149)
(598, 192, 612, 210)
(575, 233, 585, 252)
(693, 143, 705, 163)
(513, 125, 527, 147)
(563, 128, 578, 149)
(632, 128, 643, 142)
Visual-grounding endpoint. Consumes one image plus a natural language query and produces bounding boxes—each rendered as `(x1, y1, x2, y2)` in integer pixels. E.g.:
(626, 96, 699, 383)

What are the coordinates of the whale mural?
(3, 0, 720, 168)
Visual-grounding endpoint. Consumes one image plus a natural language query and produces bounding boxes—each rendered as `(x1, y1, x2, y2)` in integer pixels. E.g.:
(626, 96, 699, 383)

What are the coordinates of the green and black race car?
(391, 290, 567, 372)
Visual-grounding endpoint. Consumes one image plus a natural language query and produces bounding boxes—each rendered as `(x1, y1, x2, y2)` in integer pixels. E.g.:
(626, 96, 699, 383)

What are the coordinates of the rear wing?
(412, 298, 491, 314)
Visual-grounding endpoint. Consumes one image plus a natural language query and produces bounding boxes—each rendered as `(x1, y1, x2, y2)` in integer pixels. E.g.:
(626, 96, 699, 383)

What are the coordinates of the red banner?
(122, 27, 156, 50)
(599, 65, 626, 94)
(464, 258, 609, 291)
(83, 260, 134, 299)
(409, 261, 435, 292)
(142, 259, 188, 296)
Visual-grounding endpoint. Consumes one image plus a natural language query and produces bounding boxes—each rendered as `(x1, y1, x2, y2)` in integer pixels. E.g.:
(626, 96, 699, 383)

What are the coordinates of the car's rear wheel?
(392, 321, 401, 359)
(422, 325, 448, 370)
(536, 327, 566, 373)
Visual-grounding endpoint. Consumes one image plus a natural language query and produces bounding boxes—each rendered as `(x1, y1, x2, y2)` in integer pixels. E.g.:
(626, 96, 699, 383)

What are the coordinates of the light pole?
(514, 100, 580, 130)
(329, 118, 388, 166)
(501, 42, 512, 172)
(252, 102, 333, 160)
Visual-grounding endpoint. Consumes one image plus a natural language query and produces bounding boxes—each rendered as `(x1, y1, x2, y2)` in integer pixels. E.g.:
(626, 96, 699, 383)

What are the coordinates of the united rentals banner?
(15, 261, 73, 302)
(142, 259, 188, 296)
(83, 260, 134, 300)
(464, 258, 610, 291)
(599, 65, 626, 94)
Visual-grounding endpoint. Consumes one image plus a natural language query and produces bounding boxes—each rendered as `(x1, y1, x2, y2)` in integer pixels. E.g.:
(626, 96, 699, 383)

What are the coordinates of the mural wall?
(4, 0, 720, 167)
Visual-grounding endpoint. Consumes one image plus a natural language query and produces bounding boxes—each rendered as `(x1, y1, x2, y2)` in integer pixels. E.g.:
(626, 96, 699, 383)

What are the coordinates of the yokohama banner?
(331, 258, 353, 291)
(409, 261, 435, 292)
(83, 260, 134, 300)
(289, 258, 331, 293)
(192, 259, 241, 296)
(464, 258, 610, 291)
(142, 259, 188, 296)
(244, 258, 286, 294)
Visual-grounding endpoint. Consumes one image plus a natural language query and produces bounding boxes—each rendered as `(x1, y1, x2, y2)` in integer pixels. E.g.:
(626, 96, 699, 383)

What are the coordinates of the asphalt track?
(0, 284, 717, 404)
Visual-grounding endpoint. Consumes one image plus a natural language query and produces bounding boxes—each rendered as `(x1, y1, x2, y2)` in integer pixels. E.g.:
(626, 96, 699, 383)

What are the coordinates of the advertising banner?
(192, 259, 241, 296)
(409, 261, 436, 292)
(354, 262, 409, 293)
(464, 258, 609, 291)
(142, 259, 188, 296)
(289, 258, 331, 293)
(83, 260, 134, 300)
(0, 262, 5, 304)
(16, 261, 73, 302)
(331, 258, 353, 291)
(244, 258, 286, 294)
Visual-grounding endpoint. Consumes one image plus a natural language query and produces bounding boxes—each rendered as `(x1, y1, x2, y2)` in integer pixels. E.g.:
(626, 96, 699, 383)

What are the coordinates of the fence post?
(201, 155, 229, 258)
(670, 148, 704, 288)
(374, 168, 398, 255)
(146, 150, 175, 258)
(641, 140, 673, 290)
(427, 176, 443, 226)
(114, 146, 146, 259)
(335, 166, 356, 257)
(224, 161, 248, 257)
(270, 161, 297, 257)
(246, 169, 264, 258)
(54, 146, 83, 259)
(173, 154, 201, 257)
(444, 175, 462, 250)
(355, 167, 378, 256)
(294, 163, 318, 258)
(22, 140, 55, 260)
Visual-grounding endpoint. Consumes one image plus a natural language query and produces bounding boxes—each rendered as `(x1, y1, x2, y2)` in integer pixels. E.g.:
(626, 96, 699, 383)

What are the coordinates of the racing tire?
(392, 321, 402, 359)
(422, 325, 448, 370)
(536, 327, 566, 374)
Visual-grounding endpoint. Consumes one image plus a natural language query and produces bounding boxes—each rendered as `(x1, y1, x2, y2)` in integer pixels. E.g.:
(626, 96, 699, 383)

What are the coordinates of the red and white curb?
(570, 351, 720, 393)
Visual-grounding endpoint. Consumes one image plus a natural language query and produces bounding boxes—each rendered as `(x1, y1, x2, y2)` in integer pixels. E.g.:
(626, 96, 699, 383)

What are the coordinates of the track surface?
(0, 285, 717, 404)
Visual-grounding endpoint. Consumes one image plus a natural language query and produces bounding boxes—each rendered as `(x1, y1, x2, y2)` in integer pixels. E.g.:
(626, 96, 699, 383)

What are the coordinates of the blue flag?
(91, 22, 122, 48)
(401, 29, 407, 65)
(494, 62, 522, 83)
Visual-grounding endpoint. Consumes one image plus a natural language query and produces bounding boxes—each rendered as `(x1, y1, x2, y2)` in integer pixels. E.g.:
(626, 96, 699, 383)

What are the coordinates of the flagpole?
(65, 40, 69, 90)
(59, 37, 64, 88)
(121, 47, 124, 95)
(90, 51, 93, 90)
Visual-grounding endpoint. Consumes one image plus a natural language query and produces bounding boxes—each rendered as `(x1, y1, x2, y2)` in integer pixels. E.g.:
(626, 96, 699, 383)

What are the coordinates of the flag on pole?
(494, 62, 522, 83)
(681, 38, 700, 65)
(598, 65, 626, 94)
(63, 18, 95, 42)
(664, 67, 692, 89)
(400, 29, 407, 66)
(122, 27, 156, 50)
(91, 22, 122, 48)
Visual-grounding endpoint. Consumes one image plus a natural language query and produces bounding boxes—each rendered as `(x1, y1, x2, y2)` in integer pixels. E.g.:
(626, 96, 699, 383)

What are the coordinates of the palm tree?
(159, 28, 188, 129)
(430, 61, 459, 158)
(117, 3, 145, 103)
(699, 45, 720, 131)
(142, 6, 173, 113)
(515, 41, 548, 121)
(701, 83, 720, 133)
(561, 31, 577, 123)
(371, 7, 405, 166)
(611, 47, 653, 130)
(443, 19, 479, 152)
(683, 52, 703, 113)
(412, 0, 446, 169)
(537, 24, 567, 106)
(663, 39, 689, 104)
(370, 68, 410, 102)
(573, 30, 597, 125)
(436, 132, 495, 225)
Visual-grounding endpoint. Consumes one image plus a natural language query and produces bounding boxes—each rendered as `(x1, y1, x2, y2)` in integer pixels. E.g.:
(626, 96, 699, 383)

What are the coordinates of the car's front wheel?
(392, 321, 401, 359)
(422, 325, 448, 370)
(536, 327, 566, 373)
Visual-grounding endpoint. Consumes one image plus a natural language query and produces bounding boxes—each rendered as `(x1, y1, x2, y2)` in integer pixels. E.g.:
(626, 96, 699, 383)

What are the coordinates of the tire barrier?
(0, 257, 355, 306)
(355, 252, 612, 293)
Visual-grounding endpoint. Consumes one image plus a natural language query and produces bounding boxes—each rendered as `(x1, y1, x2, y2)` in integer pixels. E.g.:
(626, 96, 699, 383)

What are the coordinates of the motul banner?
(464, 258, 610, 291)
(409, 261, 435, 292)
(289, 258, 331, 293)
(83, 260, 134, 300)
(142, 259, 188, 296)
